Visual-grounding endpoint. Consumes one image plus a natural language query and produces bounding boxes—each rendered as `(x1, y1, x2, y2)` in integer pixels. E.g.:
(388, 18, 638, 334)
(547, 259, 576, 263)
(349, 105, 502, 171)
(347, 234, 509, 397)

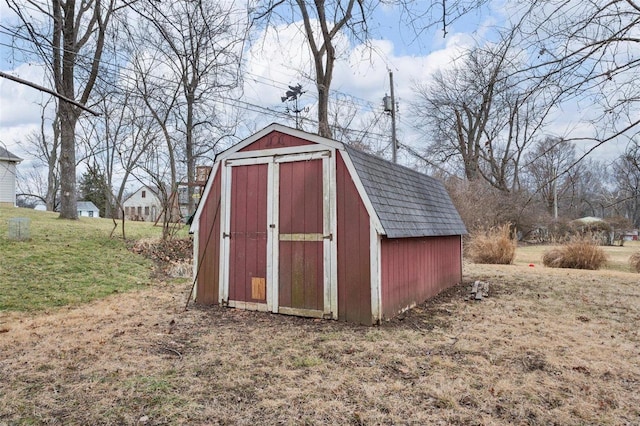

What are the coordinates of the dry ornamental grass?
(543, 239, 608, 270)
(467, 224, 517, 265)
(630, 252, 640, 273)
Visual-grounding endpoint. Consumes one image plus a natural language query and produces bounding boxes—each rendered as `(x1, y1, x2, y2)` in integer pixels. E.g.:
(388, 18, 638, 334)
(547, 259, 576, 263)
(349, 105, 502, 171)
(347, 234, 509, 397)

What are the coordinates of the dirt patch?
(1, 264, 639, 425)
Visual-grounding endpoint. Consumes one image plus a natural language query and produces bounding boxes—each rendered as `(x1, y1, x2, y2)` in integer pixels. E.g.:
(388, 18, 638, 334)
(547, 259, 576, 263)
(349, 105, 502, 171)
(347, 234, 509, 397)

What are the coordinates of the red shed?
(190, 124, 467, 325)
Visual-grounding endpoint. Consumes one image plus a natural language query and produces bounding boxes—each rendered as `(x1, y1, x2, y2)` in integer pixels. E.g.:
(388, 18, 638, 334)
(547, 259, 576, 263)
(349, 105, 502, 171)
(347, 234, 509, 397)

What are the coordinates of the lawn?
(0, 206, 188, 311)
(0, 212, 639, 424)
(515, 240, 640, 272)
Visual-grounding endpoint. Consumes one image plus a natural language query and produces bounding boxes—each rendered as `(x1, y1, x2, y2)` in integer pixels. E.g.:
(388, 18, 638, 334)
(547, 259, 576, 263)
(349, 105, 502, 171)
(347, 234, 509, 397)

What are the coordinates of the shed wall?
(336, 152, 372, 324)
(239, 132, 313, 151)
(196, 167, 222, 305)
(380, 235, 462, 319)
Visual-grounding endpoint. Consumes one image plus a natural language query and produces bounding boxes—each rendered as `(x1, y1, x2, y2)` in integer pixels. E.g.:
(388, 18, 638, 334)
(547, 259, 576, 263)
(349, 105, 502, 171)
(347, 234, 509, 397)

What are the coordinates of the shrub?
(630, 252, 640, 273)
(467, 224, 517, 264)
(542, 239, 608, 270)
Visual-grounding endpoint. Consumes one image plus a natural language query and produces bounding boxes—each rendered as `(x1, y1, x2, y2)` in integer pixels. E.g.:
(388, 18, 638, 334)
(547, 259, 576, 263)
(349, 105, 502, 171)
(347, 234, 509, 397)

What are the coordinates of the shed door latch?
(323, 234, 333, 241)
(223, 232, 231, 238)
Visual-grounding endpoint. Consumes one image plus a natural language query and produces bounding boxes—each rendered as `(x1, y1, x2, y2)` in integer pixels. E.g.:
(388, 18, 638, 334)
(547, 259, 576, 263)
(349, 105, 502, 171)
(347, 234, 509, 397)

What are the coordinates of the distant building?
(0, 147, 22, 207)
(122, 186, 162, 222)
(77, 201, 100, 218)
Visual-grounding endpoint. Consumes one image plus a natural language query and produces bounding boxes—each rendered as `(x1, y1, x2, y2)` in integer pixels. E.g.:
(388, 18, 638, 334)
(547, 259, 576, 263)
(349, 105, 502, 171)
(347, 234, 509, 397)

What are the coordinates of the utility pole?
(383, 71, 397, 163)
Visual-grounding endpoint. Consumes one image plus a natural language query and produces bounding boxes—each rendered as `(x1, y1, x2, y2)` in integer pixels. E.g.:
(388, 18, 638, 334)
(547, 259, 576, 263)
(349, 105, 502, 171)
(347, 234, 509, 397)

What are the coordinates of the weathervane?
(281, 84, 307, 129)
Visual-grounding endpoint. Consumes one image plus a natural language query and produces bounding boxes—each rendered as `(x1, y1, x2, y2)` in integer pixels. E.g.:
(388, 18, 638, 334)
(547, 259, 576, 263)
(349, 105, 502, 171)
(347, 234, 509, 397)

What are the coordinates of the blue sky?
(0, 0, 629, 179)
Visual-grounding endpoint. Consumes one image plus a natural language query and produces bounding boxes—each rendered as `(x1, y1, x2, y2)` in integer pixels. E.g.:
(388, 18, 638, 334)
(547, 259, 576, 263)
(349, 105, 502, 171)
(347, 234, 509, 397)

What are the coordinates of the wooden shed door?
(222, 150, 336, 319)
(227, 164, 268, 305)
(277, 159, 325, 316)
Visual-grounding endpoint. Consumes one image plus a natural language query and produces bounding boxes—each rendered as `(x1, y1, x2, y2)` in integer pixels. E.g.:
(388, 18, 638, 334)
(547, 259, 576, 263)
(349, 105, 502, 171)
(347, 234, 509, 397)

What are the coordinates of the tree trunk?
(186, 89, 195, 214)
(317, 81, 332, 138)
(46, 115, 60, 211)
(58, 103, 78, 219)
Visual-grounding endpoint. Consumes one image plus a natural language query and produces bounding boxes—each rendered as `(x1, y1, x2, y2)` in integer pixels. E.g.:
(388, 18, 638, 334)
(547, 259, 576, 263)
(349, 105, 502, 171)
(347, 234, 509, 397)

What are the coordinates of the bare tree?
(5, 0, 123, 219)
(613, 141, 640, 227)
(20, 98, 60, 211)
(513, 0, 640, 145)
(412, 40, 553, 192)
(78, 81, 158, 224)
(523, 136, 577, 217)
(128, 0, 244, 213)
(254, 0, 371, 138)
(253, 1, 490, 138)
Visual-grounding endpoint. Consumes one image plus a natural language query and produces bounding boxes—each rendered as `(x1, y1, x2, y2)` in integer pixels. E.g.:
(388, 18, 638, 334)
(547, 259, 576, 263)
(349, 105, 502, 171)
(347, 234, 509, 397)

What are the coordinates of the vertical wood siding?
(196, 168, 222, 305)
(239, 132, 313, 152)
(278, 160, 324, 311)
(228, 164, 268, 303)
(336, 152, 372, 324)
(380, 235, 462, 319)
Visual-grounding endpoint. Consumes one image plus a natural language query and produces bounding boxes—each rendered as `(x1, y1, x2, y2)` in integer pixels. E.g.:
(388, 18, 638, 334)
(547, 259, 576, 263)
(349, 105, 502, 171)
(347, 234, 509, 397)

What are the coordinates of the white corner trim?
(219, 164, 232, 304)
(191, 230, 199, 301)
(370, 222, 382, 324)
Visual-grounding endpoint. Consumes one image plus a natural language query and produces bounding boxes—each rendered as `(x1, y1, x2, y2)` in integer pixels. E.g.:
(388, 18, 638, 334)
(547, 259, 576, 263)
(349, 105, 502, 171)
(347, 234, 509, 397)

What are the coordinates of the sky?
(0, 0, 631, 190)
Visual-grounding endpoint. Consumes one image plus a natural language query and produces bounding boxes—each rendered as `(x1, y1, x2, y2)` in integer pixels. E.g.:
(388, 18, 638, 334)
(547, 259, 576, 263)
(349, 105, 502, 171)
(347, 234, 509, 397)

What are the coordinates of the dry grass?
(1, 264, 639, 425)
(467, 224, 517, 264)
(630, 252, 640, 273)
(542, 239, 608, 270)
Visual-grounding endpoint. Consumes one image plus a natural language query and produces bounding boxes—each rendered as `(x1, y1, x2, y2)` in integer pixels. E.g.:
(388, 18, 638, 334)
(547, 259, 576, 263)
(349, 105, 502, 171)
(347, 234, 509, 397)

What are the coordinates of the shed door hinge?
(223, 232, 231, 238)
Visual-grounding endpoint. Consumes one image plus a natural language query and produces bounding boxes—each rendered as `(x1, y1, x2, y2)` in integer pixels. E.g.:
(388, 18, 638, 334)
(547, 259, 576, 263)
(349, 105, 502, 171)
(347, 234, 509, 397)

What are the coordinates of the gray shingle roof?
(345, 146, 467, 238)
(77, 201, 99, 211)
(0, 147, 22, 162)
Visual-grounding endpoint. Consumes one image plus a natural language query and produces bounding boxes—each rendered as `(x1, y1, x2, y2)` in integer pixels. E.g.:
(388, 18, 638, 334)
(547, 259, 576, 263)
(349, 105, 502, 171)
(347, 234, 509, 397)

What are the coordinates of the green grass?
(0, 206, 190, 312)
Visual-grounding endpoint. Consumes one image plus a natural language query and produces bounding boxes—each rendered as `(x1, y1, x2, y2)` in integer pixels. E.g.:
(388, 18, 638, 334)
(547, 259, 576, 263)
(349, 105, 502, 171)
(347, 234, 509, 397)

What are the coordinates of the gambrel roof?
(191, 124, 467, 238)
(345, 146, 467, 238)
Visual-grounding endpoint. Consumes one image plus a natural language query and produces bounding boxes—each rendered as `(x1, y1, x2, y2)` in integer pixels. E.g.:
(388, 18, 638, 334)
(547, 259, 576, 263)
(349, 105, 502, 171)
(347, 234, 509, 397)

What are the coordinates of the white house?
(123, 186, 162, 222)
(77, 201, 100, 218)
(0, 147, 22, 207)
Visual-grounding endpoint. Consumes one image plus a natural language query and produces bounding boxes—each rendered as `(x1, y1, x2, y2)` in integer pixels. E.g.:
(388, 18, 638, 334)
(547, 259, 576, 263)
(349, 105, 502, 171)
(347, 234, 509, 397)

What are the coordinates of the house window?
(145, 206, 149, 216)
(88, 211, 94, 218)
(142, 190, 146, 198)
(137, 206, 142, 216)
(124, 207, 129, 215)
(77, 210, 82, 216)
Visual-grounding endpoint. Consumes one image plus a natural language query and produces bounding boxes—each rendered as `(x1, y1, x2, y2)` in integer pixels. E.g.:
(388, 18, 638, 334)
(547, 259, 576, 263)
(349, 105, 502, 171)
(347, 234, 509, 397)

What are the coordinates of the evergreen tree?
(78, 165, 111, 218)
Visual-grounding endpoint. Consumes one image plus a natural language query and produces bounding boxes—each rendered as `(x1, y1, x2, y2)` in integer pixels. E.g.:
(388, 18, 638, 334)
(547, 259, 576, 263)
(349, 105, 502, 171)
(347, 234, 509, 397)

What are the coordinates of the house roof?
(0, 146, 22, 162)
(345, 146, 467, 238)
(77, 201, 99, 211)
(122, 185, 162, 203)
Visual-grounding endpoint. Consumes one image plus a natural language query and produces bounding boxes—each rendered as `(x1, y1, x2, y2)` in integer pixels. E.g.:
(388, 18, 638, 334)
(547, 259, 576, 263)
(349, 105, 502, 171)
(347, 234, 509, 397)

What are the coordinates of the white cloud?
(0, 63, 50, 128)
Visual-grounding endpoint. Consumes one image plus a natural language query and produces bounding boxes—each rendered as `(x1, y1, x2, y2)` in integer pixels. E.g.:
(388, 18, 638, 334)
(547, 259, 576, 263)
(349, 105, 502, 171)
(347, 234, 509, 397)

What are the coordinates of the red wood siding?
(228, 164, 268, 303)
(336, 152, 372, 324)
(240, 131, 314, 151)
(278, 160, 324, 311)
(380, 235, 462, 319)
(196, 167, 222, 305)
